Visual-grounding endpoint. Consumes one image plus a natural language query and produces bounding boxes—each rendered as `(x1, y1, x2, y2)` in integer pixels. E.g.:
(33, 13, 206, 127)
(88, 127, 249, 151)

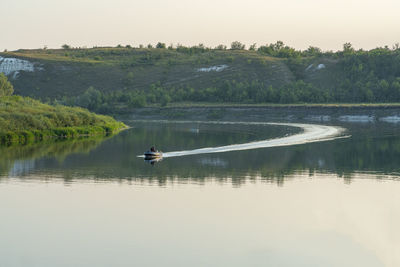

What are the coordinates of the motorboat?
(144, 148, 163, 159)
(144, 151, 163, 158)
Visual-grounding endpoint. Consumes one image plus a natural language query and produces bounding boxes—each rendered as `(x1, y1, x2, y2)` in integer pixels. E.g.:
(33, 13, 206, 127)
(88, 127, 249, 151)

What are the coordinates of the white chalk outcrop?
(0, 56, 38, 78)
(306, 63, 326, 72)
(197, 65, 228, 72)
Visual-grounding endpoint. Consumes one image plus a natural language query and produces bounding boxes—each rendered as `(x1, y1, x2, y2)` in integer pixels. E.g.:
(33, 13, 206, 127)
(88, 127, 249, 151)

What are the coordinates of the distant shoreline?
(123, 103, 400, 123)
(148, 102, 400, 109)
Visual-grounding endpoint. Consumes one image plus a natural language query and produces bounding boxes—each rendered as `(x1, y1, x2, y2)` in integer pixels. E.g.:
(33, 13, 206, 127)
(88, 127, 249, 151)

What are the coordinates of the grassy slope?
(0, 95, 126, 145)
(1, 48, 300, 99)
(4, 48, 400, 109)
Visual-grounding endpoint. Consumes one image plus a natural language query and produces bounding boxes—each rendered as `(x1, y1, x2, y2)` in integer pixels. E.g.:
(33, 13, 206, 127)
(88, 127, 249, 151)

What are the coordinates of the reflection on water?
(144, 157, 163, 165)
(0, 120, 400, 185)
(1, 120, 400, 267)
(0, 136, 109, 177)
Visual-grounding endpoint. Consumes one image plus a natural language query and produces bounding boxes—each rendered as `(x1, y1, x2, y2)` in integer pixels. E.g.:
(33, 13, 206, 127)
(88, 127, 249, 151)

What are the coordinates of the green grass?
(4, 47, 279, 65)
(3, 50, 104, 64)
(0, 95, 126, 145)
(2, 46, 400, 110)
(0, 48, 293, 99)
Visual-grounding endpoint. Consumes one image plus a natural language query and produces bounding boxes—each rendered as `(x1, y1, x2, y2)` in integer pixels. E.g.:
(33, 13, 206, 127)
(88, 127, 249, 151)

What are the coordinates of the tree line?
(58, 77, 400, 113)
(6, 41, 400, 112)
(60, 40, 399, 57)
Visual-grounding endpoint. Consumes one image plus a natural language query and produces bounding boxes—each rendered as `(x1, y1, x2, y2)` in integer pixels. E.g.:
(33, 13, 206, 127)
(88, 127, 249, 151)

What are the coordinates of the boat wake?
(138, 121, 349, 158)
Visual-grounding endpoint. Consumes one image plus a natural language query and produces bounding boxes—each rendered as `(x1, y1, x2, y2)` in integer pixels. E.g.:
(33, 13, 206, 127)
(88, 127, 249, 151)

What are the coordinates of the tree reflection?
(1, 122, 400, 186)
(0, 136, 109, 178)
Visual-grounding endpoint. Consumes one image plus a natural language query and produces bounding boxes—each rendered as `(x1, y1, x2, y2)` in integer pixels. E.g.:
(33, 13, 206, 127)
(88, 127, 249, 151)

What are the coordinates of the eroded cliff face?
(0, 56, 39, 78)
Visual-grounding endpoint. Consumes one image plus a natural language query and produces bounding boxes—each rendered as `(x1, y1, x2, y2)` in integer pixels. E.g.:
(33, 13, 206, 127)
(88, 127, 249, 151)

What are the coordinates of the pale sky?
(2, 0, 400, 51)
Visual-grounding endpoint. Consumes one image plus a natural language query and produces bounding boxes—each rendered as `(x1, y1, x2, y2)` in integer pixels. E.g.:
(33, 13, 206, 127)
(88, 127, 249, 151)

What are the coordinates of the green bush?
(0, 95, 126, 145)
(0, 73, 14, 97)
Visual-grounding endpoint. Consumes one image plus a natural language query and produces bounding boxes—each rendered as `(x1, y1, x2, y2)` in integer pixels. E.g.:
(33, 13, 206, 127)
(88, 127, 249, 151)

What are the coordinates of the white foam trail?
(137, 121, 348, 158)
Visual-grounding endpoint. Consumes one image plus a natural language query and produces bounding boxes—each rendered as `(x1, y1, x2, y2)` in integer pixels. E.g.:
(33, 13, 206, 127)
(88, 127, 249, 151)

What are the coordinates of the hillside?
(1, 43, 400, 112)
(0, 95, 126, 145)
(1, 48, 296, 97)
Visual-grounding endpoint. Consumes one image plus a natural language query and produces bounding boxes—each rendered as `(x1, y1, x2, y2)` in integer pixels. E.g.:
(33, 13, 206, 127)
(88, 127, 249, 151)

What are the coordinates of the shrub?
(0, 73, 14, 96)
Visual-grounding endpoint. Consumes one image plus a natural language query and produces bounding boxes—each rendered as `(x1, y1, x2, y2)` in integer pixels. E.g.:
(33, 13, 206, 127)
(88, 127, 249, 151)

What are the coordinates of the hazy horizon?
(2, 0, 400, 51)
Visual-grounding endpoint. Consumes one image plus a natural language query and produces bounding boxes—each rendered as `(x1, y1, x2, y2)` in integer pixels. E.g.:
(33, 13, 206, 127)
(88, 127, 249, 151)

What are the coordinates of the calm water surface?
(1, 120, 400, 267)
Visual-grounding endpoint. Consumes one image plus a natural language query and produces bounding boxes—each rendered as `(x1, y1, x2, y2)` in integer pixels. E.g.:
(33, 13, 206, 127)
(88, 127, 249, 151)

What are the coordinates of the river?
(1, 119, 399, 267)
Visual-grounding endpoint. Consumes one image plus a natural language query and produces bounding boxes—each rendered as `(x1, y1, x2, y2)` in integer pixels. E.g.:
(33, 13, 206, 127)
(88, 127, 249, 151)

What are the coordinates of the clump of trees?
(156, 42, 166, 49)
(0, 73, 14, 97)
(215, 44, 227, 50)
(61, 80, 335, 112)
(230, 41, 245, 50)
(258, 41, 300, 58)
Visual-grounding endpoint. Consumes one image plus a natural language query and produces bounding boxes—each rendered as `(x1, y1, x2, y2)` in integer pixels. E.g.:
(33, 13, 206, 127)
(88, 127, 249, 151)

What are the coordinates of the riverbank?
(112, 102, 400, 116)
(124, 104, 400, 123)
(0, 95, 127, 145)
(150, 102, 400, 108)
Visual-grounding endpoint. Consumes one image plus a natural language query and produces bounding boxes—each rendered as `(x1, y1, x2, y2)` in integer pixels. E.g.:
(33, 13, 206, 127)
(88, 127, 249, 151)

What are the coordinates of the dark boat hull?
(144, 151, 163, 159)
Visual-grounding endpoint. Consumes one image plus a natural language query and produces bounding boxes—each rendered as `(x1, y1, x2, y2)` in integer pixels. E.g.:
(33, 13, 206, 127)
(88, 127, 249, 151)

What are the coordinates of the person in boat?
(150, 146, 156, 152)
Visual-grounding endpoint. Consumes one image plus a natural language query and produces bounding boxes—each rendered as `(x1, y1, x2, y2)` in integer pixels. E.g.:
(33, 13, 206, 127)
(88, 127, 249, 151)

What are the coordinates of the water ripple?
(137, 121, 349, 158)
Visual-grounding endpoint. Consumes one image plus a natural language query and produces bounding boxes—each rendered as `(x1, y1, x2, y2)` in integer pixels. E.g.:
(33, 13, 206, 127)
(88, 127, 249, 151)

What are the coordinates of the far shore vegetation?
(138, 102, 400, 109)
(1, 41, 400, 114)
(0, 74, 126, 145)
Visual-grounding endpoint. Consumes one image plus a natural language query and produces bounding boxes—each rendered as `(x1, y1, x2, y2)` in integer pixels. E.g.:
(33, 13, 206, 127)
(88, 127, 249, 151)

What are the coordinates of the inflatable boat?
(144, 150, 163, 159)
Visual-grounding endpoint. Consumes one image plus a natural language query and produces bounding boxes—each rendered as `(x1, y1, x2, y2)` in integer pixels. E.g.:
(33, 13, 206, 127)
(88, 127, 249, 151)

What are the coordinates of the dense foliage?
(0, 73, 14, 97)
(3, 41, 400, 111)
(335, 47, 400, 102)
(0, 95, 126, 145)
(60, 80, 333, 112)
